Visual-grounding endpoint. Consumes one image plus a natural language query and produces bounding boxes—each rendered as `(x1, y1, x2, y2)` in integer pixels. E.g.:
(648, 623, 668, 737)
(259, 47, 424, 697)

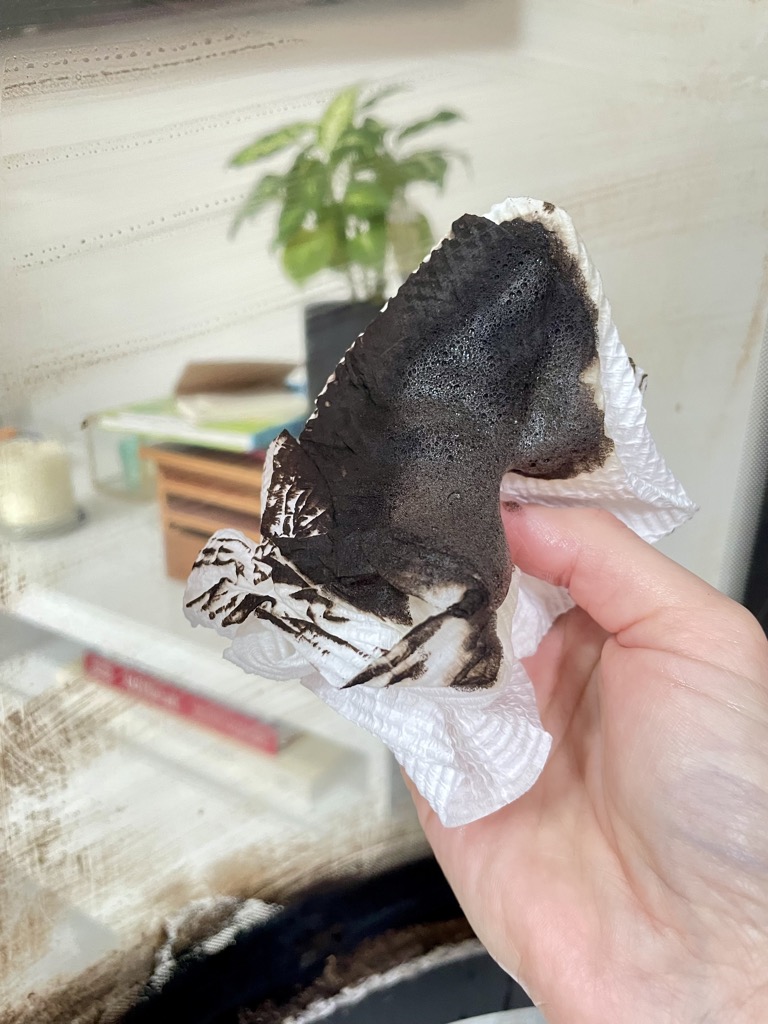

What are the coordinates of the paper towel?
(184, 197, 695, 828)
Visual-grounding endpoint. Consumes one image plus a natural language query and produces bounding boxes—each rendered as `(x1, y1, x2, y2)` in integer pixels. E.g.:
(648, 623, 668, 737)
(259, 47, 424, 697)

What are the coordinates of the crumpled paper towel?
(184, 197, 695, 828)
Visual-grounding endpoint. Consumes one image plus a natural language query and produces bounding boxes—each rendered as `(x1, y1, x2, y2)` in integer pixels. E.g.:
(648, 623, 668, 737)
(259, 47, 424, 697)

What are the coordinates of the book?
(94, 396, 307, 454)
(175, 387, 306, 425)
(66, 655, 358, 815)
(82, 650, 290, 755)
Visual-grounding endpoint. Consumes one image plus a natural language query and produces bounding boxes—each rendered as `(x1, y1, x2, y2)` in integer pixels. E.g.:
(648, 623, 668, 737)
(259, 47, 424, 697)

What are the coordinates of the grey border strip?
(719, 316, 768, 601)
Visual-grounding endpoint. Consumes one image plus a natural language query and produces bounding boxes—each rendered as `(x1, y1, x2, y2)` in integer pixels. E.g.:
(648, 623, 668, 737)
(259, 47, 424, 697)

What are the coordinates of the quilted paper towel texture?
(184, 197, 695, 827)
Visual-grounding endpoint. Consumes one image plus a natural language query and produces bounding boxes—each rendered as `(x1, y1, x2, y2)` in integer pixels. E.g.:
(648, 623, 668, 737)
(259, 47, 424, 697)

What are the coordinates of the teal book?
(96, 395, 308, 453)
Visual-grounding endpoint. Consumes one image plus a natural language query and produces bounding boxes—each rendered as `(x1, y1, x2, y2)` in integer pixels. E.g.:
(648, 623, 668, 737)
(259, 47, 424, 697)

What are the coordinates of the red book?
(82, 651, 285, 755)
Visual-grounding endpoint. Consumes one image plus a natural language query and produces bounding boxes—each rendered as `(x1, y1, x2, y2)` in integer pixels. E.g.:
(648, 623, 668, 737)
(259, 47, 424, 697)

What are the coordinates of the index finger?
(501, 504, 762, 659)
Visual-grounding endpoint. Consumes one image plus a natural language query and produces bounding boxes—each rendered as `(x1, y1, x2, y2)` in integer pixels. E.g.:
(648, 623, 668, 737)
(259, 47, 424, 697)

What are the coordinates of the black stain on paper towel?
(187, 213, 612, 691)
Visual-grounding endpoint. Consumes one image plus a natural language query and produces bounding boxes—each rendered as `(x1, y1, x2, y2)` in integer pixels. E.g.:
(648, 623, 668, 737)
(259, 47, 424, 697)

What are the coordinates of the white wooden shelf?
(0, 637, 421, 1012)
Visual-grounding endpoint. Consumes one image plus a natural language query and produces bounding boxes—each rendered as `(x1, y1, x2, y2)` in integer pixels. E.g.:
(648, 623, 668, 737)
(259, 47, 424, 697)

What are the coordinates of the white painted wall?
(2, 0, 767, 589)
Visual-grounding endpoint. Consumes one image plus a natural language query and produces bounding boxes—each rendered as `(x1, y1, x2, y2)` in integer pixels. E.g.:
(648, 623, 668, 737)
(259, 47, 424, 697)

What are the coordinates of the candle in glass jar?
(0, 439, 78, 531)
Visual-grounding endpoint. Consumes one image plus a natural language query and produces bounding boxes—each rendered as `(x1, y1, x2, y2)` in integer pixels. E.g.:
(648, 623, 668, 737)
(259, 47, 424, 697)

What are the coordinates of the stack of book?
(70, 651, 352, 815)
(88, 362, 308, 576)
(96, 386, 307, 454)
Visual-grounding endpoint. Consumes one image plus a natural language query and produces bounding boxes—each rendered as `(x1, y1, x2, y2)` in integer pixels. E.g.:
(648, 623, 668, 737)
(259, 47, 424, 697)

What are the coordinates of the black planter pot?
(119, 857, 534, 1024)
(304, 301, 380, 409)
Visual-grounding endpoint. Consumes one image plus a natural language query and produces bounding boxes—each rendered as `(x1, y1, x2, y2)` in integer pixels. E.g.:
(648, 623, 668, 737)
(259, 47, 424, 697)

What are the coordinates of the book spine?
(82, 651, 282, 755)
(98, 415, 253, 452)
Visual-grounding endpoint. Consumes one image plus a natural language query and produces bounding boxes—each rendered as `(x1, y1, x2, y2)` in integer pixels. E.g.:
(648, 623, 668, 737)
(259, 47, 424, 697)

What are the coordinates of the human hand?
(407, 505, 768, 1024)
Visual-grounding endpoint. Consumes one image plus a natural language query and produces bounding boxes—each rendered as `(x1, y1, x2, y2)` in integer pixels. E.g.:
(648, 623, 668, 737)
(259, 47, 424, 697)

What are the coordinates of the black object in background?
(301, 945, 532, 1024)
(121, 856, 532, 1024)
(1, 0, 154, 36)
(1, 0, 261, 37)
(304, 302, 378, 410)
(745, 472, 768, 633)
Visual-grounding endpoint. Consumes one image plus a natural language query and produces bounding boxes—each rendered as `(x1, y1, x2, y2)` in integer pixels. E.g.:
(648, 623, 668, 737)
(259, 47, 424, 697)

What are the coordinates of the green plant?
(229, 84, 466, 305)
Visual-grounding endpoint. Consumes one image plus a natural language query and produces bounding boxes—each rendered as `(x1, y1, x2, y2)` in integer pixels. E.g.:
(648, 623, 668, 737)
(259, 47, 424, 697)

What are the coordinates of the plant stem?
(344, 264, 356, 301)
(350, 264, 363, 302)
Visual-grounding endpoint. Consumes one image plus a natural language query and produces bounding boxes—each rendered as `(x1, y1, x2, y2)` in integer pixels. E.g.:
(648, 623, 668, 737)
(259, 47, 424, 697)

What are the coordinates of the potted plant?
(228, 84, 466, 404)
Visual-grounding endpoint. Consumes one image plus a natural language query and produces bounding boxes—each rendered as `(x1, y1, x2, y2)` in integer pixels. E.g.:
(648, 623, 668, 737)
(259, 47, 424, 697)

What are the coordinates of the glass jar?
(82, 415, 155, 501)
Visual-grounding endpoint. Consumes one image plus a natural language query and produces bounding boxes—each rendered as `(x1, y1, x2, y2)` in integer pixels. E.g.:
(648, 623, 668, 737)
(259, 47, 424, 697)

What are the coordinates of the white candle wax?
(0, 439, 78, 530)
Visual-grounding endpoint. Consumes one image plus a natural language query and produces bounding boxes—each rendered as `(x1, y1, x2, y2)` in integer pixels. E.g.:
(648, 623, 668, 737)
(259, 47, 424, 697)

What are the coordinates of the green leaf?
(318, 86, 360, 156)
(396, 110, 461, 142)
(358, 152, 400, 193)
(333, 121, 384, 162)
(276, 203, 309, 245)
(336, 128, 374, 151)
(395, 150, 449, 190)
(387, 211, 434, 277)
(229, 173, 284, 236)
(343, 179, 391, 218)
(281, 222, 338, 283)
(360, 84, 405, 111)
(333, 122, 391, 180)
(229, 124, 313, 166)
(329, 236, 349, 270)
(283, 154, 330, 209)
(315, 205, 349, 268)
(347, 219, 386, 269)
(361, 117, 387, 140)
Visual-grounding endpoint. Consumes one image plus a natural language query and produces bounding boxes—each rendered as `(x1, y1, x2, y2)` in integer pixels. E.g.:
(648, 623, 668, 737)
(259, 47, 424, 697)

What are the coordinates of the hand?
(407, 505, 768, 1024)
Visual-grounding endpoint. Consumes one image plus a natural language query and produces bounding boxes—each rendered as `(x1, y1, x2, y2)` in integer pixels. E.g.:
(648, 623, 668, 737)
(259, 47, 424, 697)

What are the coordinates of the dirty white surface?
(0, 611, 423, 1021)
